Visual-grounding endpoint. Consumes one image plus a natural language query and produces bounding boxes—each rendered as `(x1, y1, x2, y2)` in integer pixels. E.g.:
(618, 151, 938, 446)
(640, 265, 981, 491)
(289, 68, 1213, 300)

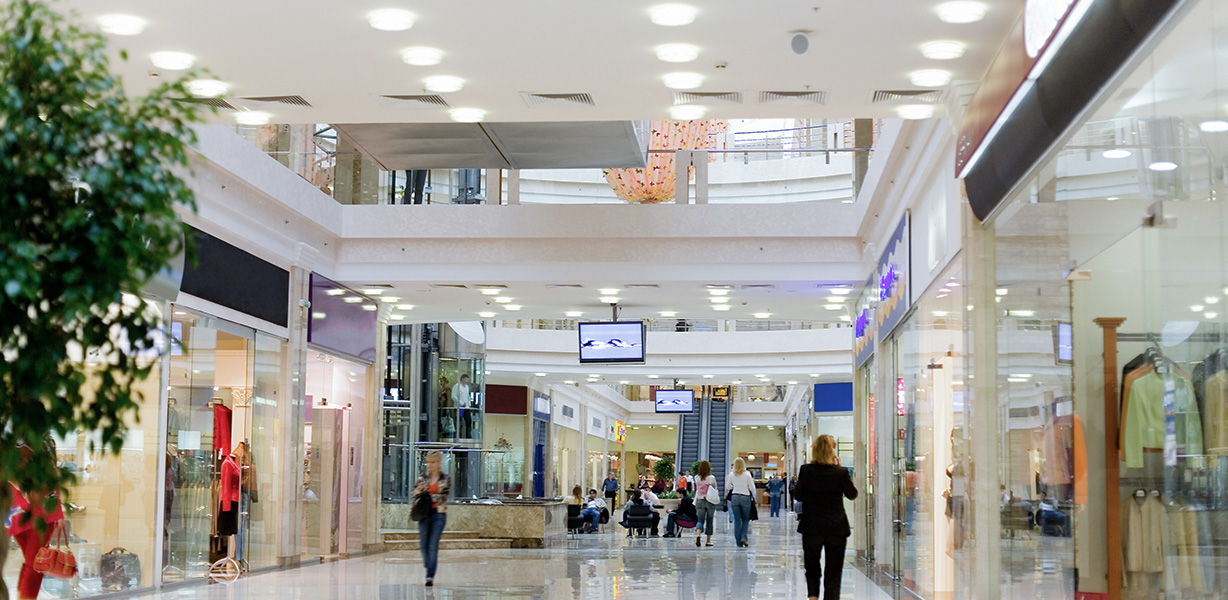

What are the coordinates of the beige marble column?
(277, 245, 314, 567)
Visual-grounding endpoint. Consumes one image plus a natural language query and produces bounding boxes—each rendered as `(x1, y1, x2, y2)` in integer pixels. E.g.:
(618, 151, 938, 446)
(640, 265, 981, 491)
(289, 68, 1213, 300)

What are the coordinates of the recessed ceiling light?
(824, 304, 842, 310)
(449, 107, 486, 123)
(599, 296, 620, 303)
(909, 69, 952, 87)
(754, 374, 766, 378)
(589, 374, 600, 378)
(659, 311, 677, 317)
(669, 105, 707, 120)
(710, 297, 729, 303)
(648, 374, 659, 379)
(809, 374, 820, 377)
(1102, 149, 1132, 159)
(425, 76, 464, 93)
(1007, 377, 1028, 383)
(379, 297, 400, 303)
(535, 373, 547, 377)
(1207, 312, 1220, 319)
(830, 288, 852, 295)
(1149, 161, 1178, 172)
(235, 111, 272, 125)
(897, 105, 934, 120)
(396, 304, 414, 310)
(921, 40, 966, 60)
(401, 47, 443, 66)
(98, 14, 147, 36)
(150, 51, 195, 71)
(1007, 310, 1035, 317)
(362, 289, 384, 295)
(753, 313, 771, 319)
(598, 288, 620, 295)
(932, 310, 949, 317)
(564, 380, 576, 385)
(619, 380, 631, 385)
(663, 72, 704, 90)
(565, 311, 584, 317)
(390, 314, 406, 321)
(825, 296, 846, 303)
(505, 305, 522, 311)
(649, 3, 698, 26)
(1106, 197, 1120, 201)
(787, 381, 798, 385)
(1200, 120, 1228, 133)
(494, 297, 512, 303)
(1192, 304, 1206, 312)
(839, 315, 851, 322)
(656, 43, 700, 63)
(713, 305, 731, 311)
(187, 79, 229, 98)
(362, 304, 378, 311)
(732, 379, 742, 384)
(478, 311, 496, 318)
(367, 8, 415, 31)
(936, 1, 988, 23)
(480, 288, 502, 295)
(325, 289, 345, 296)
(708, 289, 729, 296)
(703, 375, 714, 379)
(996, 288, 1009, 296)
(1208, 297, 1221, 304)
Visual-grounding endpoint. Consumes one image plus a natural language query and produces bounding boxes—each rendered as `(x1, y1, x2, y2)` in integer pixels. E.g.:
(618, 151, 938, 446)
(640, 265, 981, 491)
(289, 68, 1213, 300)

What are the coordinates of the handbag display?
(101, 547, 140, 591)
(33, 523, 77, 579)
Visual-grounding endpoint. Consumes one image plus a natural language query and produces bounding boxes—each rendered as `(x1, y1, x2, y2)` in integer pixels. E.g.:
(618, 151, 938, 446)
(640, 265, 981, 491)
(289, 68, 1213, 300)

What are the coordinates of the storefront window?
(303, 352, 369, 557)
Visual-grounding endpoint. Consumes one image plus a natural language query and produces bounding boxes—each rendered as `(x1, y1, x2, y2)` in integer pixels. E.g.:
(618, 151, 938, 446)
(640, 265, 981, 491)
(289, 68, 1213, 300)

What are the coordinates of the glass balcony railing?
(493, 319, 847, 331)
(233, 118, 881, 206)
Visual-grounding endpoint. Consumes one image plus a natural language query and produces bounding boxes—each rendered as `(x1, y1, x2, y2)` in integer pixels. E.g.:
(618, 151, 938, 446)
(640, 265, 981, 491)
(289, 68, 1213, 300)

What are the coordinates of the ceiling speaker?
(790, 32, 810, 56)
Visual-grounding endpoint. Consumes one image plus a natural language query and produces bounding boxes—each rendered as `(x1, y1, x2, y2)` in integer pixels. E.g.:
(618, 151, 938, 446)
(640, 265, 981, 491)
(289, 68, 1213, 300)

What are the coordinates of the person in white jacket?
(726, 457, 757, 547)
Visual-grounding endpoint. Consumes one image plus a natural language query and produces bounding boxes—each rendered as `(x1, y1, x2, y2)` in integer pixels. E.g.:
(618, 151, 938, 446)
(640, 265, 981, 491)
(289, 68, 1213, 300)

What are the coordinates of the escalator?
(676, 404, 702, 478)
(707, 398, 731, 493)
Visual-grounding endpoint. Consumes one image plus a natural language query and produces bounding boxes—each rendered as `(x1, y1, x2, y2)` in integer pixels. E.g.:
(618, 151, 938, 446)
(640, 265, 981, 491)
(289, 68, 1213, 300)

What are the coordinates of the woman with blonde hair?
(794, 435, 857, 600)
(413, 450, 450, 586)
(567, 485, 585, 506)
(725, 456, 757, 547)
(692, 460, 718, 547)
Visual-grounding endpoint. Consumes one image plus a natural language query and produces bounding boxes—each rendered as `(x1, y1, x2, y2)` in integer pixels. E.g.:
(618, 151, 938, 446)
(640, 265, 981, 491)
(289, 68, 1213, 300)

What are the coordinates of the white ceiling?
(366, 279, 857, 325)
(67, 0, 1019, 124)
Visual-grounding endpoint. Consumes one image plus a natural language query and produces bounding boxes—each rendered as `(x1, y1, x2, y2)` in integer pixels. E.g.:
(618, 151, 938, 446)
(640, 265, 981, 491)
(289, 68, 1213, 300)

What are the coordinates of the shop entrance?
(303, 352, 370, 559)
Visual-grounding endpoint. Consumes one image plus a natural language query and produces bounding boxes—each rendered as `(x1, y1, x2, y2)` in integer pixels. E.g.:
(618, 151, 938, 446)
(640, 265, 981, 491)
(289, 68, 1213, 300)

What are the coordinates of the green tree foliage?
(652, 455, 675, 485)
(0, 2, 206, 592)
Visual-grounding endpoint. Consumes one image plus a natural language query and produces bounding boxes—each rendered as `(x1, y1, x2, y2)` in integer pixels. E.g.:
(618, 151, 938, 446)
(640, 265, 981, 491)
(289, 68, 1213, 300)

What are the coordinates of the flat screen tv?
(578, 321, 645, 364)
(654, 389, 694, 413)
(1053, 322, 1073, 365)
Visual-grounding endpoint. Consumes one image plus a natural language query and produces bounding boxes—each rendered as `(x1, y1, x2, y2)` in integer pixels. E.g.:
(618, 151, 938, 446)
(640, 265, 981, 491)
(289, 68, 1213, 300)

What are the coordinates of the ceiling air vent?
(240, 95, 313, 109)
(625, 284, 661, 289)
(740, 284, 776, 290)
(374, 94, 449, 109)
(175, 97, 237, 111)
(758, 90, 828, 106)
(870, 89, 943, 104)
(673, 91, 743, 106)
(520, 92, 596, 108)
(547, 284, 584, 289)
(429, 284, 470, 289)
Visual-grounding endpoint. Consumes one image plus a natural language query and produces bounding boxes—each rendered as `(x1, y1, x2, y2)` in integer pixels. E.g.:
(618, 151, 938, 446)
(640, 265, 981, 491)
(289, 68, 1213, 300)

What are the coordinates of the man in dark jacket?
(794, 435, 858, 600)
(663, 491, 699, 537)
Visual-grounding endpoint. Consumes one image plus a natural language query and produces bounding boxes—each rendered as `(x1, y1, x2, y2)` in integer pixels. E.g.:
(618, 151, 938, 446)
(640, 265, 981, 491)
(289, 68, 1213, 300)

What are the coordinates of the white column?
(675, 150, 690, 204)
(693, 151, 709, 204)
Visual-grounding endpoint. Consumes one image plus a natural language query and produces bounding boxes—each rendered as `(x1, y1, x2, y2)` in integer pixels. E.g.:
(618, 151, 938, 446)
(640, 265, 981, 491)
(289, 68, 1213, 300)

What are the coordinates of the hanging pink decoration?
(602, 119, 725, 204)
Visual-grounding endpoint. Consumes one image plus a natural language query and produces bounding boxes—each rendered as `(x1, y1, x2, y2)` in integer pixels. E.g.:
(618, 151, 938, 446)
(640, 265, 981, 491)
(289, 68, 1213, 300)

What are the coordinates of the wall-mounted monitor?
(654, 389, 694, 413)
(578, 321, 645, 364)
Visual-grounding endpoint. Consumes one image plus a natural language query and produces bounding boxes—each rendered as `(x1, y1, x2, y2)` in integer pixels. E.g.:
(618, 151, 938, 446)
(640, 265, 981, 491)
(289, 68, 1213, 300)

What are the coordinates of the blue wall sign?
(875, 214, 911, 341)
(814, 382, 854, 413)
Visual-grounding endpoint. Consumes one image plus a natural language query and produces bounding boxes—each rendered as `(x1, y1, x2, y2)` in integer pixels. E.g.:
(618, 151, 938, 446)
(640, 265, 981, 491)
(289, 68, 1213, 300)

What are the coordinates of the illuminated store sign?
(876, 214, 911, 340)
(853, 276, 876, 367)
(614, 420, 627, 443)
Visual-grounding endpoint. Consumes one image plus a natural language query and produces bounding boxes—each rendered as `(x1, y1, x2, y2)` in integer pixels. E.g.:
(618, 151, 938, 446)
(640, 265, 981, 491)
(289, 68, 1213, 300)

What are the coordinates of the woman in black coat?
(794, 434, 858, 600)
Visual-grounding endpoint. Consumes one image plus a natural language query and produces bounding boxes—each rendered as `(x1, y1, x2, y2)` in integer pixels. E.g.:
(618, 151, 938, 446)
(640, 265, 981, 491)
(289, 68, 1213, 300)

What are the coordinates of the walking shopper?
(693, 460, 718, 547)
(413, 450, 450, 586)
(726, 457, 756, 547)
(8, 441, 65, 600)
(795, 435, 858, 600)
(602, 471, 620, 502)
(767, 473, 785, 517)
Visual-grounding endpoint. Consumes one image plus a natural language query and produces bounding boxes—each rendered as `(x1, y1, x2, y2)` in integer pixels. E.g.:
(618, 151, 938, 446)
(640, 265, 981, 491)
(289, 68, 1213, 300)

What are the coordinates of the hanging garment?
(1204, 368, 1228, 453)
(1180, 507, 1203, 592)
(1040, 417, 1074, 486)
(220, 455, 240, 511)
(1124, 495, 1165, 574)
(1073, 414, 1088, 505)
(1122, 370, 1203, 469)
(1120, 364, 1154, 463)
(213, 404, 232, 459)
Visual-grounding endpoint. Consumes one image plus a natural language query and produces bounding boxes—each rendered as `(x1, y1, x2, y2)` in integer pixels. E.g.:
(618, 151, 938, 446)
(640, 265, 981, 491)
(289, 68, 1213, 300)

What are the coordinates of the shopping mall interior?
(5, 0, 1227, 598)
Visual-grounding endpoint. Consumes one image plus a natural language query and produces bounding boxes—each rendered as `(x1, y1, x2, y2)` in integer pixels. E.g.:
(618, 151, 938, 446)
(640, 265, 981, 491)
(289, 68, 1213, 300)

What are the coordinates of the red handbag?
(32, 523, 77, 579)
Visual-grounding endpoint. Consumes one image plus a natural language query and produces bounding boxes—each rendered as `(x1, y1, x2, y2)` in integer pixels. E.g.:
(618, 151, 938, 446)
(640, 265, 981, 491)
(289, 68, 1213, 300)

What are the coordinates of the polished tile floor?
(124, 515, 892, 599)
